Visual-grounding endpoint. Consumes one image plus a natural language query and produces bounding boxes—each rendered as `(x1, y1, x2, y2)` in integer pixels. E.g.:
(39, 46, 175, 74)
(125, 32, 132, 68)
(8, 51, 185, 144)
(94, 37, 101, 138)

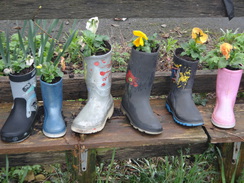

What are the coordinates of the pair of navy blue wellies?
(1, 68, 66, 143)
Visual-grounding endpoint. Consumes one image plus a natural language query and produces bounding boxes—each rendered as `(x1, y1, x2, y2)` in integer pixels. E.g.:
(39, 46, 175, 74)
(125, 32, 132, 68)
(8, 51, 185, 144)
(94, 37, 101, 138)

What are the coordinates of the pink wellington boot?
(212, 68, 243, 129)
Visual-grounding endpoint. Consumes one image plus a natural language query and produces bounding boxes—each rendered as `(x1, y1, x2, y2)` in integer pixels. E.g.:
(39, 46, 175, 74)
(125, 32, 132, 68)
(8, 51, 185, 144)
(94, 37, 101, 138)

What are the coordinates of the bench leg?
(66, 149, 97, 183)
(216, 142, 244, 182)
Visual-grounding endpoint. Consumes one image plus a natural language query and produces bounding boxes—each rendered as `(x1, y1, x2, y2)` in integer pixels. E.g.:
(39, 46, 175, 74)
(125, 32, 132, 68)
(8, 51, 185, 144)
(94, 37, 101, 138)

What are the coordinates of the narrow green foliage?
(96, 147, 217, 183)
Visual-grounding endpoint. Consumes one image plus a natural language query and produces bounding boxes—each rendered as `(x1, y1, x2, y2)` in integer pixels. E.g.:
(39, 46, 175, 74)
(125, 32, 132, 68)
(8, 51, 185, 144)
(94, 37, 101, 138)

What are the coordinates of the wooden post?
(216, 142, 244, 182)
(66, 148, 97, 183)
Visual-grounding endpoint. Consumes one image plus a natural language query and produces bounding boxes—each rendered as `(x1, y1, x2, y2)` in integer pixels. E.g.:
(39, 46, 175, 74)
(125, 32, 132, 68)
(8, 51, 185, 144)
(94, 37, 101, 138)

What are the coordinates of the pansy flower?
(133, 30, 148, 47)
(220, 42, 233, 60)
(192, 27, 208, 44)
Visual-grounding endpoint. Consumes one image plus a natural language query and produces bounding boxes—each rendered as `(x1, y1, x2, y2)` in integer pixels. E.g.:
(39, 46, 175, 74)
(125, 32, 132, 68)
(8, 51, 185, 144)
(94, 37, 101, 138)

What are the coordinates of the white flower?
(86, 17, 99, 34)
(26, 55, 34, 66)
(3, 68, 12, 75)
(79, 37, 86, 51)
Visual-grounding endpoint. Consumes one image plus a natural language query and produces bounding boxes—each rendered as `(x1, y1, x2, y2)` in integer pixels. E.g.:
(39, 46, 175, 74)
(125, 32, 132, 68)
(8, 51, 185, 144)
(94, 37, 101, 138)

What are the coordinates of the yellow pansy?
(192, 27, 208, 44)
(220, 43, 233, 60)
(36, 64, 42, 69)
(133, 30, 148, 47)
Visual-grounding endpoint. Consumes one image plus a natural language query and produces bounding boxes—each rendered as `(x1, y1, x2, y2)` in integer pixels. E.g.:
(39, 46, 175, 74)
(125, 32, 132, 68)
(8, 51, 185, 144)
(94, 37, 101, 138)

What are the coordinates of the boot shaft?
(9, 69, 37, 118)
(40, 77, 63, 109)
(84, 47, 112, 98)
(124, 47, 159, 97)
(170, 48, 199, 90)
(9, 68, 37, 100)
(216, 68, 243, 104)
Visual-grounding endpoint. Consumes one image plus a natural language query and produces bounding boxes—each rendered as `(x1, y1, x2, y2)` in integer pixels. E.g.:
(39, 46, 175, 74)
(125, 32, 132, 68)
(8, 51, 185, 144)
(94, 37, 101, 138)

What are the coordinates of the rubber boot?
(121, 47, 163, 135)
(212, 68, 242, 128)
(40, 77, 66, 138)
(71, 48, 114, 134)
(166, 48, 204, 126)
(1, 69, 38, 142)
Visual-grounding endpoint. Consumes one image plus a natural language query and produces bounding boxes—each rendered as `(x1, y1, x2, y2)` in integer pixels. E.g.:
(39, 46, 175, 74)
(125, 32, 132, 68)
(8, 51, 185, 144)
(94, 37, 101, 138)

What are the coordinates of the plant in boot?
(78, 17, 110, 57)
(202, 30, 244, 128)
(121, 30, 162, 135)
(0, 28, 38, 143)
(37, 58, 66, 138)
(71, 17, 114, 134)
(202, 30, 244, 69)
(166, 27, 208, 127)
(36, 30, 76, 138)
(129, 30, 160, 53)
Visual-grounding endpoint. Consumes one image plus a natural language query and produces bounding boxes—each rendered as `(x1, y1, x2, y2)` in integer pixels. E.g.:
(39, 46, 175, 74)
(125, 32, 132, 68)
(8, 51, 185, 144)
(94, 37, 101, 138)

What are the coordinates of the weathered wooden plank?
(0, 0, 243, 20)
(0, 98, 208, 155)
(0, 151, 66, 167)
(2, 70, 244, 102)
(202, 101, 244, 143)
(0, 142, 208, 167)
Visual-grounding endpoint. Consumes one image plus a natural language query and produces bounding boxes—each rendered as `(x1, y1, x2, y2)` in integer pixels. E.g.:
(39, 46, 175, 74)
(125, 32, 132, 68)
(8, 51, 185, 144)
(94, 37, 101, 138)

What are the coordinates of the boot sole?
(71, 103, 114, 134)
(120, 104, 162, 135)
(43, 129, 67, 138)
(165, 103, 203, 127)
(211, 117, 235, 129)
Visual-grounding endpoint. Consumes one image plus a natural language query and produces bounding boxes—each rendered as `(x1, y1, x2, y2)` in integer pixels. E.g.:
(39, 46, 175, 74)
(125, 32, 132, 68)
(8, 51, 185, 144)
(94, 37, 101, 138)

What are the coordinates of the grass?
(96, 146, 218, 183)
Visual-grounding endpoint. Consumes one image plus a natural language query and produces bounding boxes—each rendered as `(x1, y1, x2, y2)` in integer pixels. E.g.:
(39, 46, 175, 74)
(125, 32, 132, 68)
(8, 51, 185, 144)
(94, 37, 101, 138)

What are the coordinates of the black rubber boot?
(166, 48, 204, 126)
(121, 47, 163, 135)
(1, 69, 38, 142)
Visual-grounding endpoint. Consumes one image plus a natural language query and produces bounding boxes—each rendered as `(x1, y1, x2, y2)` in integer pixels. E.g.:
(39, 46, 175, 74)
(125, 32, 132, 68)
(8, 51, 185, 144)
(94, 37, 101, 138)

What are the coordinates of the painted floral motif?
(171, 64, 191, 88)
(126, 70, 138, 87)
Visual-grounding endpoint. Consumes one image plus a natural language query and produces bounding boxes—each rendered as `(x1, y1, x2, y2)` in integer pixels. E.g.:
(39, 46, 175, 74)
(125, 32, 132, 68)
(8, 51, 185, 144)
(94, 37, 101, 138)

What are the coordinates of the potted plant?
(71, 17, 114, 134)
(202, 30, 244, 128)
(0, 29, 38, 143)
(120, 30, 162, 135)
(166, 27, 208, 127)
(37, 29, 76, 138)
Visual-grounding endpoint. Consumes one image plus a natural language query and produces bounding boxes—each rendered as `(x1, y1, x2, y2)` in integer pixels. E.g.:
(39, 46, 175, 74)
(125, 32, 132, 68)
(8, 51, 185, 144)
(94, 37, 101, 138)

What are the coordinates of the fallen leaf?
(35, 174, 46, 181)
(43, 165, 55, 173)
(114, 18, 127, 21)
(161, 24, 167, 28)
(111, 24, 120, 27)
(161, 33, 170, 38)
(25, 171, 35, 182)
(60, 56, 66, 71)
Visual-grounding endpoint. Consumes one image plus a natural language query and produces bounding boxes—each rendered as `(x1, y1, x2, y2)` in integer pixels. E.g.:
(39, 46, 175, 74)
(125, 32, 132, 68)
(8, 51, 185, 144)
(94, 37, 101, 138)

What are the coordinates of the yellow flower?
(192, 27, 208, 44)
(36, 64, 42, 69)
(220, 43, 233, 60)
(133, 30, 148, 47)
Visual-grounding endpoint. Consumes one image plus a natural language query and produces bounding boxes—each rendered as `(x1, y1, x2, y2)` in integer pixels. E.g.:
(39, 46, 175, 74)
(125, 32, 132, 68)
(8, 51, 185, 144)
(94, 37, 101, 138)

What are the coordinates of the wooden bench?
(0, 0, 244, 182)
